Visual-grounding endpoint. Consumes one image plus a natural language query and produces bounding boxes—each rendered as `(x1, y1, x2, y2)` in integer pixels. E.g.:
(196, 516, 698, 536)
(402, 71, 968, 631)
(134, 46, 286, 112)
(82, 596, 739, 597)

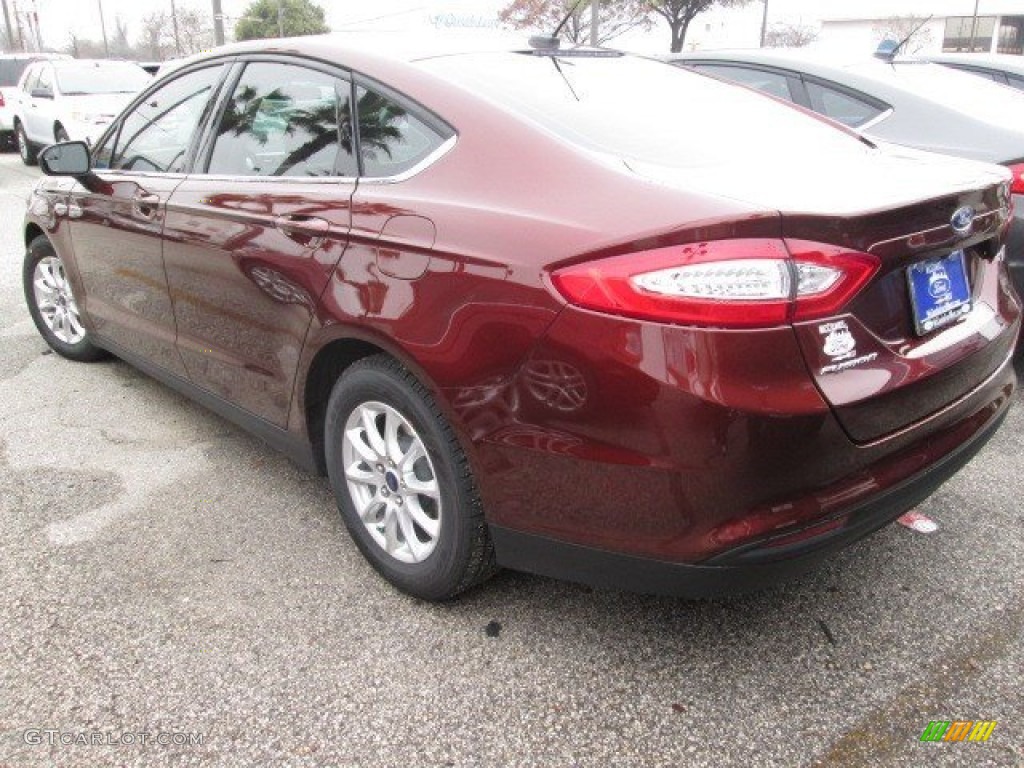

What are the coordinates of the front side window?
(109, 66, 224, 173)
(208, 62, 357, 178)
(804, 80, 885, 128)
(35, 65, 53, 96)
(356, 84, 450, 178)
(21, 64, 39, 93)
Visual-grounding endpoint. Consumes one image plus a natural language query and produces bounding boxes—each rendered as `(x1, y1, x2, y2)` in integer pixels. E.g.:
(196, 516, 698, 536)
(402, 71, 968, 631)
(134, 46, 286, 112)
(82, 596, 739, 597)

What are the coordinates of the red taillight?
(1008, 163, 1024, 196)
(0, 92, 5, 108)
(550, 238, 880, 329)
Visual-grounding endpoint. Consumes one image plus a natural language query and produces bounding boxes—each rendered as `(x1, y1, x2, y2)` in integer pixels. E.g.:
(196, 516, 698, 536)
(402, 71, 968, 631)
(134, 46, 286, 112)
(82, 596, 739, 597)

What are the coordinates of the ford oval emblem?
(951, 206, 976, 236)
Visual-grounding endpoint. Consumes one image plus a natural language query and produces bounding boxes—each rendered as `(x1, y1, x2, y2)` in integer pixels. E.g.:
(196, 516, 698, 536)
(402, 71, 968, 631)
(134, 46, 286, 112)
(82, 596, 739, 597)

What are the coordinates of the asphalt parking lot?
(0, 150, 1022, 768)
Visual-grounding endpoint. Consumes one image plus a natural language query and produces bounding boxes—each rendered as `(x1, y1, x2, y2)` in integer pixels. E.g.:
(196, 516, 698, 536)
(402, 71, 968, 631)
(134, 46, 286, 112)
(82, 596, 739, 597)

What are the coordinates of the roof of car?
(913, 52, 1024, 76)
(177, 31, 534, 69)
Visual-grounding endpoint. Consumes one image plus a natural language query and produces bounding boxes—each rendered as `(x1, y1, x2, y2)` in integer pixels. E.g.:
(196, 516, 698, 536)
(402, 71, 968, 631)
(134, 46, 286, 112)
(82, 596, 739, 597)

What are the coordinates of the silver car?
(669, 49, 1024, 296)
(914, 52, 1024, 92)
(0, 53, 69, 150)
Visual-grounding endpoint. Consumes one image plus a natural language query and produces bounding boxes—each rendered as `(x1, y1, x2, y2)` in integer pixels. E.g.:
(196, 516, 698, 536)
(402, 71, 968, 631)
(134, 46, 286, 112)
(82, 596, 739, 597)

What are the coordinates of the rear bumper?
(491, 381, 1012, 598)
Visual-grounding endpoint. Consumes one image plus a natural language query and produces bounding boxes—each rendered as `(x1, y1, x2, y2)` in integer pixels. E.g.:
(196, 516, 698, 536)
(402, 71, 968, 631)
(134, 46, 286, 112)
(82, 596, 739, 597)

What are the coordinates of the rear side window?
(804, 81, 886, 128)
(693, 63, 796, 102)
(208, 61, 358, 178)
(109, 66, 224, 173)
(0, 58, 35, 87)
(356, 84, 450, 178)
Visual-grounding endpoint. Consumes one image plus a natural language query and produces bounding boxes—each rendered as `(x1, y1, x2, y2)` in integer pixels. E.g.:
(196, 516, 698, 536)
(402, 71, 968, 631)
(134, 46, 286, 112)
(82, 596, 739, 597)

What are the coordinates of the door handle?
(132, 191, 160, 220)
(274, 215, 332, 248)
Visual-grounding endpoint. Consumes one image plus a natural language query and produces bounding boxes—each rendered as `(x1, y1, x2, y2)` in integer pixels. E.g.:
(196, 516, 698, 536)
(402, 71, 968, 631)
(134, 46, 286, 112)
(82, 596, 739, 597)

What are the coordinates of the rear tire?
(16, 122, 37, 165)
(54, 124, 69, 143)
(23, 236, 106, 362)
(325, 355, 496, 601)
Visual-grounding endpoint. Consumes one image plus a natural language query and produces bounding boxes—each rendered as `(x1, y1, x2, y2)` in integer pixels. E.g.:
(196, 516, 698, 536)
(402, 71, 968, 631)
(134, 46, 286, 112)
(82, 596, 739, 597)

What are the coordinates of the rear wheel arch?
(304, 338, 391, 475)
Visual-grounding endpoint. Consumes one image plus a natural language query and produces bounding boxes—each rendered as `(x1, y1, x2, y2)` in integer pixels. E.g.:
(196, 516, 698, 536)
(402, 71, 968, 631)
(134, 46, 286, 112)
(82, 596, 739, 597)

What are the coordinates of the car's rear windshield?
(0, 58, 35, 87)
(886, 61, 1024, 125)
(417, 52, 865, 168)
(55, 62, 151, 95)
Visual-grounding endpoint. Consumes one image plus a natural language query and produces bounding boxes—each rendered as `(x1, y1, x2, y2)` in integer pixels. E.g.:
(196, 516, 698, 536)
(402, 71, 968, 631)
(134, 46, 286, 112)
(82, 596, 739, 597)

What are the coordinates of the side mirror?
(39, 141, 92, 177)
(31, 87, 53, 99)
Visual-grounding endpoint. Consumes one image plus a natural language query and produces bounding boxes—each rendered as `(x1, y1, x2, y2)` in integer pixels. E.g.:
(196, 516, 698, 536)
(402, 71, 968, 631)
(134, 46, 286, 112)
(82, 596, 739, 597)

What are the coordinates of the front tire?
(23, 236, 106, 362)
(16, 122, 37, 165)
(325, 355, 495, 600)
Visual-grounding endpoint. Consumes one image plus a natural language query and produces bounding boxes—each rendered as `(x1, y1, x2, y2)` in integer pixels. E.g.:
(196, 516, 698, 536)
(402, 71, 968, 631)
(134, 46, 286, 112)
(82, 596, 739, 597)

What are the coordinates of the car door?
(23, 61, 55, 143)
(162, 59, 357, 426)
(66, 64, 229, 376)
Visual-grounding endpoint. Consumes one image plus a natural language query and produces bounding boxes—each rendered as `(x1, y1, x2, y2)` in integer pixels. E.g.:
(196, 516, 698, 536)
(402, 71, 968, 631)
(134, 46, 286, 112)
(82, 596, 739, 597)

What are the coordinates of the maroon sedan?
(22, 37, 1018, 600)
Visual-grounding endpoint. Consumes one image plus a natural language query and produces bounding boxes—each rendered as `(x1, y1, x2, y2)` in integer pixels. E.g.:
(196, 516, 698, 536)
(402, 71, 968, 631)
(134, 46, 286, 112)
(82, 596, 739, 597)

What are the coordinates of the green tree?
(235, 0, 329, 41)
(647, 0, 752, 53)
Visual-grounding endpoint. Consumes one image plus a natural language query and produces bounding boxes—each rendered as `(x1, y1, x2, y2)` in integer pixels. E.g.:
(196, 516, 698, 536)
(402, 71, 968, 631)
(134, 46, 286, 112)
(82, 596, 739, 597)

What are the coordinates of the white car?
(0, 53, 69, 149)
(14, 58, 151, 165)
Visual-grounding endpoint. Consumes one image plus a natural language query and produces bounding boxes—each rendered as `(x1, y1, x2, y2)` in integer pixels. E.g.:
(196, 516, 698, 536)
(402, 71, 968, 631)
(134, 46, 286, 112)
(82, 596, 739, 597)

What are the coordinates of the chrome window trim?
(856, 107, 895, 132)
(102, 133, 459, 186)
(359, 134, 457, 185)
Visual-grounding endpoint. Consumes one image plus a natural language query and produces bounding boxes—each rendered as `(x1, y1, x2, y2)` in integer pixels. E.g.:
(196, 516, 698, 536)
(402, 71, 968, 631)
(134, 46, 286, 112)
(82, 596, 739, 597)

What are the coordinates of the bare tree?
(646, 0, 753, 53)
(499, 0, 651, 46)
(872, 15, 934, 55)
(111, 16, 133, 57)
(137, 3, 212, 60)
(140, 10, 172, 59)
(763, 22, 818, 49)
(174, 6, 214, 54)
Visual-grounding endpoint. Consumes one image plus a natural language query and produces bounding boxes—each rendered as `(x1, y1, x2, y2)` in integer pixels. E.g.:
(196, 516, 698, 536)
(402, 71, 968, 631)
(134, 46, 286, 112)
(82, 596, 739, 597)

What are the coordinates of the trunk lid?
(629, 144, 1017, 443)
(786, 182, 1017, 443)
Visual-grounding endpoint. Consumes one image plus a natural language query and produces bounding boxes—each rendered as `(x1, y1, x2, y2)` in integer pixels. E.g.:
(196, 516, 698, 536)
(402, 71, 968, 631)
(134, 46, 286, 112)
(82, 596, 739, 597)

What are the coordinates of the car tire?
(325, 354, 496, 601)
(23, 236, 106, 362)
(54, 125, 69, 143)
(16, 122, 37, 166)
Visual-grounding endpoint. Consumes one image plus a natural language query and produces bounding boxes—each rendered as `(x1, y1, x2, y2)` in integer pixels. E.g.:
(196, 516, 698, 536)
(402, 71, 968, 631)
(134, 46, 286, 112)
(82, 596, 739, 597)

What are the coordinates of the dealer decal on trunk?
(818, 320, 878, 375)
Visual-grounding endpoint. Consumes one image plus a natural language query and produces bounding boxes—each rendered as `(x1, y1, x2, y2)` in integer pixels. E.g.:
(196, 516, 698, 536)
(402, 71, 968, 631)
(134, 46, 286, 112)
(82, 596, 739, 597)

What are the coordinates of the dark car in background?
(670, 50, 1024, 295)
(21, 37, 1018, 600)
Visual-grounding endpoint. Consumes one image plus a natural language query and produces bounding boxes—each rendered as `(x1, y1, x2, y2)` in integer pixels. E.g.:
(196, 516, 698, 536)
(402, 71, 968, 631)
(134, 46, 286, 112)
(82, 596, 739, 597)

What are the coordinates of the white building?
(816, 0, 1023, 56)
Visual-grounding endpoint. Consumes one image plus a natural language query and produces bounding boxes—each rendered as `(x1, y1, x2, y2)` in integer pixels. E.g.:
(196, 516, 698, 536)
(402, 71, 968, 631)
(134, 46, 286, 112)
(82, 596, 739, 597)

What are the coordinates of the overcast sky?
(17, 0, 847, 53)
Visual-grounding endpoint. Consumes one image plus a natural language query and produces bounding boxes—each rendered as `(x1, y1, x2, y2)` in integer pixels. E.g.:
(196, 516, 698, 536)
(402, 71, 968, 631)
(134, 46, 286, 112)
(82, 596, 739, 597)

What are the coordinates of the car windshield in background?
(55, 63, 151, 95)
(0, 58, 35, 87)
(418, 52, 865, 169)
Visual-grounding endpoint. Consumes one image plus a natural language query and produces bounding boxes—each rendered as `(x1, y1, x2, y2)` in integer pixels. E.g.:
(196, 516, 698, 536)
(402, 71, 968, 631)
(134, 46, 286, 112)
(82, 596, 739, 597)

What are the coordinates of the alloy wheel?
(32, 255, 86, 345)
(341, 401, 442, 564)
